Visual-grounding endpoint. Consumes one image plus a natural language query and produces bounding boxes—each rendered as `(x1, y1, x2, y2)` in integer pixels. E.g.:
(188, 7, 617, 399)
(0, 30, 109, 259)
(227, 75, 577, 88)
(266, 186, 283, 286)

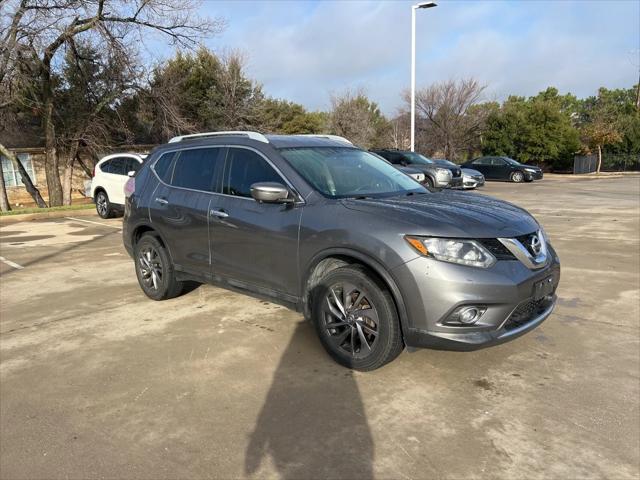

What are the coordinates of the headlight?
(525, 167, 537, 172)
(436, 168, 452, 178)
(405, 236, 496, 268)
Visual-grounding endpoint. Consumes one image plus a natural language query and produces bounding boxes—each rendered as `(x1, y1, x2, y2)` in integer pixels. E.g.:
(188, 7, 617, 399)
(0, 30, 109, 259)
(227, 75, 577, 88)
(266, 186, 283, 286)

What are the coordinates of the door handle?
(155, 197, 169, 205)
(210, 209, 229, 218)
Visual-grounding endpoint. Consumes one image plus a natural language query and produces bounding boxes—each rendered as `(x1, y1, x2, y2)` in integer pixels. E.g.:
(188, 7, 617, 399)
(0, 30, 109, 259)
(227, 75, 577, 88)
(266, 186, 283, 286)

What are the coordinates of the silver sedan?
(461, 168, 485, 189)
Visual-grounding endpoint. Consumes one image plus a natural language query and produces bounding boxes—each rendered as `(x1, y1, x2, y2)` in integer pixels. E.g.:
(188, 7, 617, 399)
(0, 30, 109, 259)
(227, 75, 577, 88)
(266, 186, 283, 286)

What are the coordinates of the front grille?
(503, 297, 553, 331)
(479, 239, 516, 260)
(515, 232, 539, 256)
(452, 168, 462, 178)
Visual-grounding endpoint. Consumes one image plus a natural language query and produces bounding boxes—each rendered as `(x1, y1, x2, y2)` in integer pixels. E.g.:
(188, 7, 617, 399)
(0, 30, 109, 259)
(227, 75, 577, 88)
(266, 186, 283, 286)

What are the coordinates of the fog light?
(459, 307, 480, 324)
(444, 305, 487, 326)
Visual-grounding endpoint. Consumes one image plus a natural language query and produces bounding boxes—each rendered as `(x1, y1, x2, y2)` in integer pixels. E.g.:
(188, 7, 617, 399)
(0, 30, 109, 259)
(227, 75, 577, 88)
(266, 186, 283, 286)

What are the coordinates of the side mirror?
(127, 170, 136, 177)
(250, 182, 294, 204)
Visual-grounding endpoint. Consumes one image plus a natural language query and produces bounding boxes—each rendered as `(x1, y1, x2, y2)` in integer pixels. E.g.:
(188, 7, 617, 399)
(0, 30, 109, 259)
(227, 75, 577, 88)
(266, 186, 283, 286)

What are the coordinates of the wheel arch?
(131, 224, 173, 260)
(301, 248, 410, 336)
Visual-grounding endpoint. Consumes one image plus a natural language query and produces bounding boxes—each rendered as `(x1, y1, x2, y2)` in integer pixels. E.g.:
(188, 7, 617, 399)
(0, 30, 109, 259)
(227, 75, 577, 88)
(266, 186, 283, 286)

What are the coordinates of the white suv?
(91, 153, 146, 218)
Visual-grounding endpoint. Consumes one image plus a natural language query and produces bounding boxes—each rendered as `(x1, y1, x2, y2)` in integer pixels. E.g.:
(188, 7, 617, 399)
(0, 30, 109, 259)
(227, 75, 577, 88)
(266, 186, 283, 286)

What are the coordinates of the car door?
(209, 146, 302, 297)
(491, 157, 511, 179)
(470, 157, 493, 178)
(101, 157, 127, 204)
(149, 147, 224, 276)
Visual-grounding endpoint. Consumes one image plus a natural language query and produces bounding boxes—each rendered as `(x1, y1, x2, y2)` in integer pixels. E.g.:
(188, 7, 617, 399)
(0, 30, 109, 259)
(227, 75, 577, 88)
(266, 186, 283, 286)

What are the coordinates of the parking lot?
(1, 176, 639, 479)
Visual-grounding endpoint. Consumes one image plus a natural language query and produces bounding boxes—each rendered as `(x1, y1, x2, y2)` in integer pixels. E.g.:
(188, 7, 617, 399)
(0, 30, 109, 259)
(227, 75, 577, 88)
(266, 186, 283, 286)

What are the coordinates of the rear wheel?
(95, 190, 113, 218)
(312, 265, 403, 371)
(134, 233, 184, 300)
(510, 171, 525, 183)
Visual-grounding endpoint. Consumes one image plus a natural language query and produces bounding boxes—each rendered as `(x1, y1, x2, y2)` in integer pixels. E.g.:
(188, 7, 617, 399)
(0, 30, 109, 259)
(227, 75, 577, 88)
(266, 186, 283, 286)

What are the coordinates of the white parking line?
(65, 217, 121, 229)
(0, 256, 24, 270)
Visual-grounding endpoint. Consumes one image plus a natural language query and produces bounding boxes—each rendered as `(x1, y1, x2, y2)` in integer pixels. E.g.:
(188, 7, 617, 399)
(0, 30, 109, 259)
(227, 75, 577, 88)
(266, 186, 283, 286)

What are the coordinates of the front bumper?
(462, 176, 485, 189)
(525, 170, 543, 180)
(392, 245, 560, 351)
(442, 176, 463, 189)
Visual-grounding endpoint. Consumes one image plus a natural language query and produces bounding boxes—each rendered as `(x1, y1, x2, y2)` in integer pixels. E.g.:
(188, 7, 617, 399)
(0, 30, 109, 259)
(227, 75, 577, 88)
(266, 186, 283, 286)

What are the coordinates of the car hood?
(341, 190, 539, 238)
(461, 168, 483, 177)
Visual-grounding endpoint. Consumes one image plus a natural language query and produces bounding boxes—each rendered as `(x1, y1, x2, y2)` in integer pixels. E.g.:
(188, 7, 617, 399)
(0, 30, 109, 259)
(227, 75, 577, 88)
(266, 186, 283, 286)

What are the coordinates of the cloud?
(200, 0, 639, 115)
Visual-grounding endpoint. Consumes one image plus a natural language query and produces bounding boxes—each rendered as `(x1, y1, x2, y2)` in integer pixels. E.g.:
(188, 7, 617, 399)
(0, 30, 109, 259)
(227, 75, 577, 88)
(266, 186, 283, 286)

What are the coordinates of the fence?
(573, 154, 640, 174)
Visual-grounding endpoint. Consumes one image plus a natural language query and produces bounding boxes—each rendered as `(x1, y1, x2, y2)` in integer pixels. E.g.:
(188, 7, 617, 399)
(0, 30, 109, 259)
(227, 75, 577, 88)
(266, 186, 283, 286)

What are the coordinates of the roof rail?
(299, 134, 353, 145)
(168, 131, 269, 144)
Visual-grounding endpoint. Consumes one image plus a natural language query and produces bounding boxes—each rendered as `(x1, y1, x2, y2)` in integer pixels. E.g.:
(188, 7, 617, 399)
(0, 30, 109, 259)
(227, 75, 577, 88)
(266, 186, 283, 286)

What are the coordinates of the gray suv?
(123, 132, 560, 371)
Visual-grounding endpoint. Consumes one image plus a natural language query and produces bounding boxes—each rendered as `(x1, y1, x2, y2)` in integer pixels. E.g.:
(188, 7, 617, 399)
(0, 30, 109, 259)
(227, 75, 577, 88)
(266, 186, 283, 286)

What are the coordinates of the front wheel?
(510, 171, 525, 183)
(311, 265, 403, 371)
(95, 191, 114, 218)
(134, 233, 184, 300)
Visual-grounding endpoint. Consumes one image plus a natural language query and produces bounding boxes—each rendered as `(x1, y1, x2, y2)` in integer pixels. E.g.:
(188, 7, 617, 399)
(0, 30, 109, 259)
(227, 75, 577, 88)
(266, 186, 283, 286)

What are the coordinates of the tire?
(95, 190, 114, 219)
(423, 177, 434, 188)
(311, 265, 403, 371)
(134, 233, 184, 300)
(510, 171, 525, 183)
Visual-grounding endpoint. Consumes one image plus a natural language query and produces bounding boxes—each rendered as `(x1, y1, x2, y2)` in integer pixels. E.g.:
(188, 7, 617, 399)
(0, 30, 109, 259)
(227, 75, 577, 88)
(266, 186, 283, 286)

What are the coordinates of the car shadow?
(245, 322, 374, 479)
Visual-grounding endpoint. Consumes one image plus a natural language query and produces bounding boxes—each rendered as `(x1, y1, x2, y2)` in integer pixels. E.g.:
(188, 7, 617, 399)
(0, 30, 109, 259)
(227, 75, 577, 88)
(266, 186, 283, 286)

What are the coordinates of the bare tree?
(390, 111, 410, 150)
(0, 0, 224, 206)
(329, 89, 390, 149)
(407, 78, 487, 160)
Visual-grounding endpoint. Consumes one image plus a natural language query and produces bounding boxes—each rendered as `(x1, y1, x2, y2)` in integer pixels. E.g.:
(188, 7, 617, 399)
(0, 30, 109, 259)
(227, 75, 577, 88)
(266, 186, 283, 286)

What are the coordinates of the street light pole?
(410, 2, 437, 152)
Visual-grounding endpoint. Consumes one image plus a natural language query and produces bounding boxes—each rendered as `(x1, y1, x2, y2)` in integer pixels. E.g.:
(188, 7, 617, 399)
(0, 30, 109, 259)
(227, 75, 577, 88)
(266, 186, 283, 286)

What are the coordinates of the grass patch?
(0, 203, 95, 216)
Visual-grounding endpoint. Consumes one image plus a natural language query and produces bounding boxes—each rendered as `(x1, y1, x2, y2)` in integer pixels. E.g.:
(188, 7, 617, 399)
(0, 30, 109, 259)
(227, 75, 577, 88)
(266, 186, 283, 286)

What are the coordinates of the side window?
(154, 152, 176, 183)
(125, 158, 141, 173)
(172, 147, 223, 191)
(223, 148, 283, 198)
(388, 153, 403, 165)
(492, 158, 506, 166)
(102, 158, 127, 175)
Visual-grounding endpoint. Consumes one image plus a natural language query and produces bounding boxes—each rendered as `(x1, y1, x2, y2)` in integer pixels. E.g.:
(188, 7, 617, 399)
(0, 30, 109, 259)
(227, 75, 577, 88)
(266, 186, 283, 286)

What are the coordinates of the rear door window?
(101, 158, 126, 174)
(172, 147, 224, 192)
(153, 152, 177, 183)
(222, 148, 284, 198)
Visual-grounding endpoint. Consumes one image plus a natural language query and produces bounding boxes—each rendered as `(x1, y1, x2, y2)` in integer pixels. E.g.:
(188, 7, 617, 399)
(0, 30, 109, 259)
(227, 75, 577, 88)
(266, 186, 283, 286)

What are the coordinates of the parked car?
(368, 152, 426, 185)
(91, 153, 146, 218)
(429, 159, 485, 190)
(397, 166, 426, 184)
(370, 149, 463, 189)
(461, 168, 485, 189)
(462, 156, 543, 183)
(123, 132, 560, 371)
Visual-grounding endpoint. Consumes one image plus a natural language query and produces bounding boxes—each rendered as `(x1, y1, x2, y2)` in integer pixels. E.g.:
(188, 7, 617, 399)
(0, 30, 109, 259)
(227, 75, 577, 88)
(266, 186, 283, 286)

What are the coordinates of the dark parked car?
(462, 156, 543, 183)
(123, 132, 560, 371)
(370, 149, 463, 189)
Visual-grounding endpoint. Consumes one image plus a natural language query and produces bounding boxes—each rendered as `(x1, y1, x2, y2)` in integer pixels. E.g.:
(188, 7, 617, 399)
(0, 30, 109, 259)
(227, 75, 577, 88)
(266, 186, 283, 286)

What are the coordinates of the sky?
(157, 0, 640, 115)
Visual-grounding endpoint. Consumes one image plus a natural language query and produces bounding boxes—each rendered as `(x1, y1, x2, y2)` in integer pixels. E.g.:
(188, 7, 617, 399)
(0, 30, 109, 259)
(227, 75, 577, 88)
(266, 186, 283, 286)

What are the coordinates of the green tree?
(257, 98, 327, 134)
(482, 90, 580, 169)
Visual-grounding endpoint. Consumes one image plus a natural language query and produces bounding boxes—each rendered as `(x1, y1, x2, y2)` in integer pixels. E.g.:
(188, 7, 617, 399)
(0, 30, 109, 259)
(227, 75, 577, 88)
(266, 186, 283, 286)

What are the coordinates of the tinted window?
(172, 148, 223, 191)
(223, 148, 283, 198)
(124, 158, 141, 173)
(491, 158, 507, 166)
(473, 157, 491, 165)
(153, 152, 176, 183)
(101, 158, 126, 175)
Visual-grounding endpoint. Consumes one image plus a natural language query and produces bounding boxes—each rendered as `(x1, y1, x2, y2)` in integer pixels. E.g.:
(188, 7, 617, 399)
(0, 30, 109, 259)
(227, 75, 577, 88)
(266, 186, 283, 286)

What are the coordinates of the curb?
(0, 207, 98, 225)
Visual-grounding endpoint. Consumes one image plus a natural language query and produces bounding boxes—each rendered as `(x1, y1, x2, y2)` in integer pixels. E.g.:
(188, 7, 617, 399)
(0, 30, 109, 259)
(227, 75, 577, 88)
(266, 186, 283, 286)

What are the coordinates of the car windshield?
(402, 152, 434, 165)
(279, 147, 428, 199)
